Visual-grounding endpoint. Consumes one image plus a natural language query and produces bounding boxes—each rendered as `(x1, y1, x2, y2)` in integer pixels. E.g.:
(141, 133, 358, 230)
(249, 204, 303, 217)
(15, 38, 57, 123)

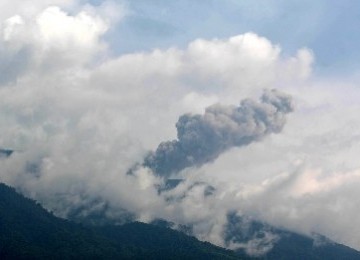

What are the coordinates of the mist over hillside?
(2, 182, 360, 259)
(1, 1, 360, 257)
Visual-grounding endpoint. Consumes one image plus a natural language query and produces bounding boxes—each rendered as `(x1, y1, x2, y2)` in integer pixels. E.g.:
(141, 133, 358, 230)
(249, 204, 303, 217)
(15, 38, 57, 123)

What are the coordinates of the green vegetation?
(226, 212, 360, 260)
(266, 232, 360, 260)
(1, 182, 359, 259)
(0, 183, 243, 259)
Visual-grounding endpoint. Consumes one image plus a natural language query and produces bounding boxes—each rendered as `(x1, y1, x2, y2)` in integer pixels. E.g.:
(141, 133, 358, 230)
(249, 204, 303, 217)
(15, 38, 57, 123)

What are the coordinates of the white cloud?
(2, 1, 360, 253)
(174, 78, 360, 250)
(0, 0, 78, 22)
(36, 6, 108, 58)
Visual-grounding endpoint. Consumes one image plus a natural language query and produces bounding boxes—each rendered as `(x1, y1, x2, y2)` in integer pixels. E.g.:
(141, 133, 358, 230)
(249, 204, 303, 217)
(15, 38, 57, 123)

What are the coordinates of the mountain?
(95, 222, 248, 260)
(156, 179, 360, 259)
(0, 183, 244, 259)
(1, 182, 359, 259)
(225, 213, 360, 259)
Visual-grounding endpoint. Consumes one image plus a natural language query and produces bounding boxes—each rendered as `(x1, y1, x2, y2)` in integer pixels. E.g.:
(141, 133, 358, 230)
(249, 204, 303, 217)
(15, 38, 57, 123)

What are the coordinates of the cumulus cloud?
(0, 0, 76, 20)
(229, 166, 360, 251)
(1, 5, 108, 80)
(144, 89, 293, 176)
(3, 0, 360, 255)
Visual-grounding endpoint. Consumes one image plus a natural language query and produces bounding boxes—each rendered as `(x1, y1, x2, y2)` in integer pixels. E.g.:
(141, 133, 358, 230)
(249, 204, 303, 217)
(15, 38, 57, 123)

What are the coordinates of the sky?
(1, 0, 360, 255)
(107, 0, 360, 76)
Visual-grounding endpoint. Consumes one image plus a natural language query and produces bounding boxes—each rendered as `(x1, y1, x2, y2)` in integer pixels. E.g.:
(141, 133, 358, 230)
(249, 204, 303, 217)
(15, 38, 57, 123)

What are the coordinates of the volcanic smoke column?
(145, 89, 293, 176)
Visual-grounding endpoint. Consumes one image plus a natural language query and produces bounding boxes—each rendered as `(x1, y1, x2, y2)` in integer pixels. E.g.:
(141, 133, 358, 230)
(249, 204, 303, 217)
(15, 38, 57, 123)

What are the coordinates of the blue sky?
(99, 0, 360, 76)
(2, 0, 360, 252)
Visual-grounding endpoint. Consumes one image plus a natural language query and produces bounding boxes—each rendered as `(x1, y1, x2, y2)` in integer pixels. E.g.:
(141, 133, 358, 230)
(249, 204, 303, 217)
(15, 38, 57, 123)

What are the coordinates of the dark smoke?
(144, 89, 293, 176)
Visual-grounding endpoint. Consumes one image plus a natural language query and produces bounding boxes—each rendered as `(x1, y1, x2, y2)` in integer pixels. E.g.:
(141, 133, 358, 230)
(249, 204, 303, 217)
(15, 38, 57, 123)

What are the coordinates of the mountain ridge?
(1, 182, 359, 259)
(0, 182, 245, 259)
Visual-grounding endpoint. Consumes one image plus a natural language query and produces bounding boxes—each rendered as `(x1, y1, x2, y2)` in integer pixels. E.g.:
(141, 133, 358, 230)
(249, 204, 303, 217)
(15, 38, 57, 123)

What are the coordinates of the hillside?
(1, 182, 360, 259)
(0, 183, 243, 259)
(225, 213, 360, 259)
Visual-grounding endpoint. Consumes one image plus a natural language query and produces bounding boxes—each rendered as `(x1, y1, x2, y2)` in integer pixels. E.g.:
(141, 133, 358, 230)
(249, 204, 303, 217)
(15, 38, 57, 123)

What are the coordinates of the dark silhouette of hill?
(0, 183, 244, 259)
(225, 213, 360, 259)
(1, 182, 360, 259)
